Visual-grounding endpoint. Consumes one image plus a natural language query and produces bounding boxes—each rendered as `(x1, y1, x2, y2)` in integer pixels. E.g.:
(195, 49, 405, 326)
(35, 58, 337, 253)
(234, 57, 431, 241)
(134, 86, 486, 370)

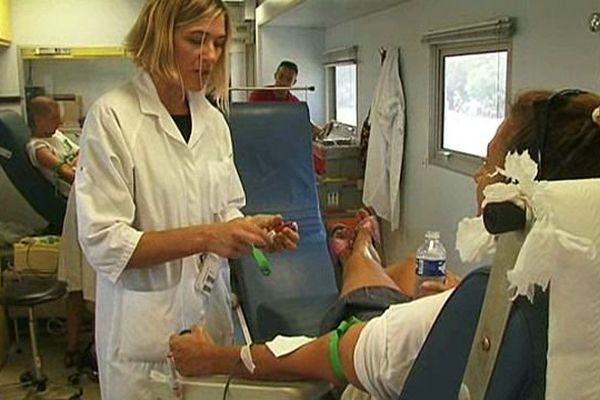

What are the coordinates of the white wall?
(258, 26, 326, 125)
(13, 0, 142, 45)
(0, 0, 144, 99)
(323, 0, 600, 276)
(27, 59, 135, 115)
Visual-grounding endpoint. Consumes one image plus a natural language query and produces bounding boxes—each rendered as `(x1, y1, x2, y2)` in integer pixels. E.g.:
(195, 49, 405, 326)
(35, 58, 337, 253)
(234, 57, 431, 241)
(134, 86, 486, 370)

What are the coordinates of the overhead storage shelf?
(20, 46, 127, 60)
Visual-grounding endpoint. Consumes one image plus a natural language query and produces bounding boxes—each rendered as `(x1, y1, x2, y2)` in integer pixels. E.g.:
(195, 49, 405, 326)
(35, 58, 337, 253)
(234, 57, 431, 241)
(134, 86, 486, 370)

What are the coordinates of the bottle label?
(416, 258, 446, 278)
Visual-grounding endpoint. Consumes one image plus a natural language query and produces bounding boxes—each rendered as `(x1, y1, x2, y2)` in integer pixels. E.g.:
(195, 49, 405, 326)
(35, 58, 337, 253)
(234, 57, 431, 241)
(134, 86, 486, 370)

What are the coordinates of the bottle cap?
(425, 230, 440, 240)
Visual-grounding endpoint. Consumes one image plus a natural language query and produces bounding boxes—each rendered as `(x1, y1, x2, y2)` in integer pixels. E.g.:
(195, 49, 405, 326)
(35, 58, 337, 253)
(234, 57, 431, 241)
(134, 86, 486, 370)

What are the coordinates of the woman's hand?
(418, 270, 461, 297)
(201, 217, 272, 259)
(169, 326, 216, 377)
(248, 214, 300, 253)
(128, 215, 293, 269)
(386, 254, 461, 299)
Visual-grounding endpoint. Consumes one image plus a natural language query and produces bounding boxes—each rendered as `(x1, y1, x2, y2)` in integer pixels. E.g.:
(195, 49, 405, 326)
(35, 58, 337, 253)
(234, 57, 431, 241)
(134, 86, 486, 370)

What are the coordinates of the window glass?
(334, 64, 357, 126)
(423, 17, 513, 175)
(442, 51, 507, 157)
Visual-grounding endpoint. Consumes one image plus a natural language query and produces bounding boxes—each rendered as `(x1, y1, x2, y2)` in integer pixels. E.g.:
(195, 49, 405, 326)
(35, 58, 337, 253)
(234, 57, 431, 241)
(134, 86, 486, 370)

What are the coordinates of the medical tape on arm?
(329, 317, 361, 384)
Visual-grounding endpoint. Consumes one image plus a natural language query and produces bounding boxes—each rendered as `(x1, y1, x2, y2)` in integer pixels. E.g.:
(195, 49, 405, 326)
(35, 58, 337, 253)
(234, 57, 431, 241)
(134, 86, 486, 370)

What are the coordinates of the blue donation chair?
(399, 267, 546, 399)
(0, 110, 66, 234)
(178, 102, 336, 399)
(229, 102, 339, 342)
(399, 203, 547, 400)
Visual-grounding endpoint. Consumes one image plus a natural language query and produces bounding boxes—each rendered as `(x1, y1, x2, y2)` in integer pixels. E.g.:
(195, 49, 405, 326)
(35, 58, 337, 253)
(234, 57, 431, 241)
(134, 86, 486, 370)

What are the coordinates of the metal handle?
(590, 12, 600, 33)
(229, 85, 315, 92)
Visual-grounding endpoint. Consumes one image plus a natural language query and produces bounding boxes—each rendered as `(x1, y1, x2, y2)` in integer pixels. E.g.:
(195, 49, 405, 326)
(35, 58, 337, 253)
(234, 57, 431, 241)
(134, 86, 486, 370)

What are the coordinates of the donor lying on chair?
(170, 90, 600, 400)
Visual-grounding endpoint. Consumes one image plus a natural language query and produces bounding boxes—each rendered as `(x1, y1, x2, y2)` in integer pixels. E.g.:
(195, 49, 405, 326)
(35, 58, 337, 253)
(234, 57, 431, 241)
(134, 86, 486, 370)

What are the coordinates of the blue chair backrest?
(399, 266, 546, 399)
(0, 109, 66, 233)
(229, 102, 339, 342)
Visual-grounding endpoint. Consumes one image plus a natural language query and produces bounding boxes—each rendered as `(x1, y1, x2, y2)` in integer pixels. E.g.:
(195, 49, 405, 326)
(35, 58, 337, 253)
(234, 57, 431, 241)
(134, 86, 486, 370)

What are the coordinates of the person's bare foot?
(329, 224, 354, 266)
(351, 227, 382, 265)
(356, 207, 381, 246)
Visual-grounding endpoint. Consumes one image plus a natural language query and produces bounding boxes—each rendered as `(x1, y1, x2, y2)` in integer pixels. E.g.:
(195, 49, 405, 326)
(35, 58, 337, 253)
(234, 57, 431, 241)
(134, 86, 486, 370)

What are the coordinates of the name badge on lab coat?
(194, 253, 220, 296)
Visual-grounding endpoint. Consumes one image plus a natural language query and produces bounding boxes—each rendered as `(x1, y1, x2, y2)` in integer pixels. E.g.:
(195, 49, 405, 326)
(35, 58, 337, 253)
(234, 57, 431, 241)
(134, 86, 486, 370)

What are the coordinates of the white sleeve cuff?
(221, 207, 244, 222)
(107, 228, 144, 283)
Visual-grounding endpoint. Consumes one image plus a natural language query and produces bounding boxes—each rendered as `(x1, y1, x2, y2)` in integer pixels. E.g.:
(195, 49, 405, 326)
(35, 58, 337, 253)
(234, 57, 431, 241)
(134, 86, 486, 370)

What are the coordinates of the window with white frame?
(323, 46, 358, 126)
(423, 18, 514, 175)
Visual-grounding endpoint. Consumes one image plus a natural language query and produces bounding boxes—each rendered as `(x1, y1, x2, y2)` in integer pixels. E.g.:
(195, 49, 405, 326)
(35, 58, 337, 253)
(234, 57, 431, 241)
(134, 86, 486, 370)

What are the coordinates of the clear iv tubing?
(167, 354, 184, 399)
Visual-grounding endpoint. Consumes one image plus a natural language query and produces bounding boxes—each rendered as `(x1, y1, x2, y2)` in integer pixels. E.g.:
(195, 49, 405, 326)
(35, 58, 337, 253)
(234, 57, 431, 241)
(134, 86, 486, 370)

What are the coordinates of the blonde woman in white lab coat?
(74, 1, 299, 398)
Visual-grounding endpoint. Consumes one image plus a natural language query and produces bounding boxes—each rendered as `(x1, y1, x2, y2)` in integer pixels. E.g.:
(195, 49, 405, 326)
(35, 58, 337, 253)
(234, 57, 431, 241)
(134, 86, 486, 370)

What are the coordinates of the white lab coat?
(363, 47, 406, 231)
(58, 188, 96, 301)
(75, 71, 245, 399)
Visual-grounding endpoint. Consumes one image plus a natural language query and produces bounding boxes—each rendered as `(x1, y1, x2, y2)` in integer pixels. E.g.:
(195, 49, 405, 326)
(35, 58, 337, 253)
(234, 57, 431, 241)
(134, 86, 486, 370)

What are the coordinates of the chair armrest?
(181, 375, 332, 400)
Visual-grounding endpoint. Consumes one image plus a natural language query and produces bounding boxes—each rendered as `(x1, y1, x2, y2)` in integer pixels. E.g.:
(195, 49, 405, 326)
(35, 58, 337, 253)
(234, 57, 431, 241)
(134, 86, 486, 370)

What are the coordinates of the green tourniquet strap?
(252, 246, 271, 276)
(329, 317, 361, 383)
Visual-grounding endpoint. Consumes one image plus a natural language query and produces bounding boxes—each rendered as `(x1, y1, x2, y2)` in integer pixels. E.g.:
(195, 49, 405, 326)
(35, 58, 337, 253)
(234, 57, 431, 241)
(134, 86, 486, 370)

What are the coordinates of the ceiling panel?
(265, 0, 410, 29)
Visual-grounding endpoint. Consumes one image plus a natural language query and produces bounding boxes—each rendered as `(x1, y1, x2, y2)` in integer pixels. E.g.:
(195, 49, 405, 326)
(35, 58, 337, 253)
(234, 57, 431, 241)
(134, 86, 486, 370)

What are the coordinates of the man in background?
(249, 60, 301, 102)
(250, 60, 331, 139)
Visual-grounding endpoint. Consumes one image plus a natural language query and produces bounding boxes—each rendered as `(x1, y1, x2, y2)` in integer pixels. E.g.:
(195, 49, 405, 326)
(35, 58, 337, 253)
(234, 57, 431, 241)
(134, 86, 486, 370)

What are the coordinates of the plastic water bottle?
(414, 231, 447, 298)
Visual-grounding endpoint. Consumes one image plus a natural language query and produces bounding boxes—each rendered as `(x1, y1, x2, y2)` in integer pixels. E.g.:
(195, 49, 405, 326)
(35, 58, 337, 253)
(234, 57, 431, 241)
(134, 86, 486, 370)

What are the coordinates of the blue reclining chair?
(399, 204, 547, 400)
(398, 267, 546, 399)
(0, 110, 66, 234)
(228, 102, 339, 343)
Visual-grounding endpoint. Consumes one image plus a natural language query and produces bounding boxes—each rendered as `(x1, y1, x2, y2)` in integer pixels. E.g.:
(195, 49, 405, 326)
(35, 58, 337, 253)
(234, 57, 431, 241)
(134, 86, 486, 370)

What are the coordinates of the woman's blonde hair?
(125, 0, 231, 108)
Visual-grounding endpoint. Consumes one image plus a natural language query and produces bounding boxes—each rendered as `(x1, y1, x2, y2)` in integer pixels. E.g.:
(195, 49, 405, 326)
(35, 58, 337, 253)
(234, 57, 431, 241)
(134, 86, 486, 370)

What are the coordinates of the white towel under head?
(456, 151, 600, 399)
(508, 178, 600, 400)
